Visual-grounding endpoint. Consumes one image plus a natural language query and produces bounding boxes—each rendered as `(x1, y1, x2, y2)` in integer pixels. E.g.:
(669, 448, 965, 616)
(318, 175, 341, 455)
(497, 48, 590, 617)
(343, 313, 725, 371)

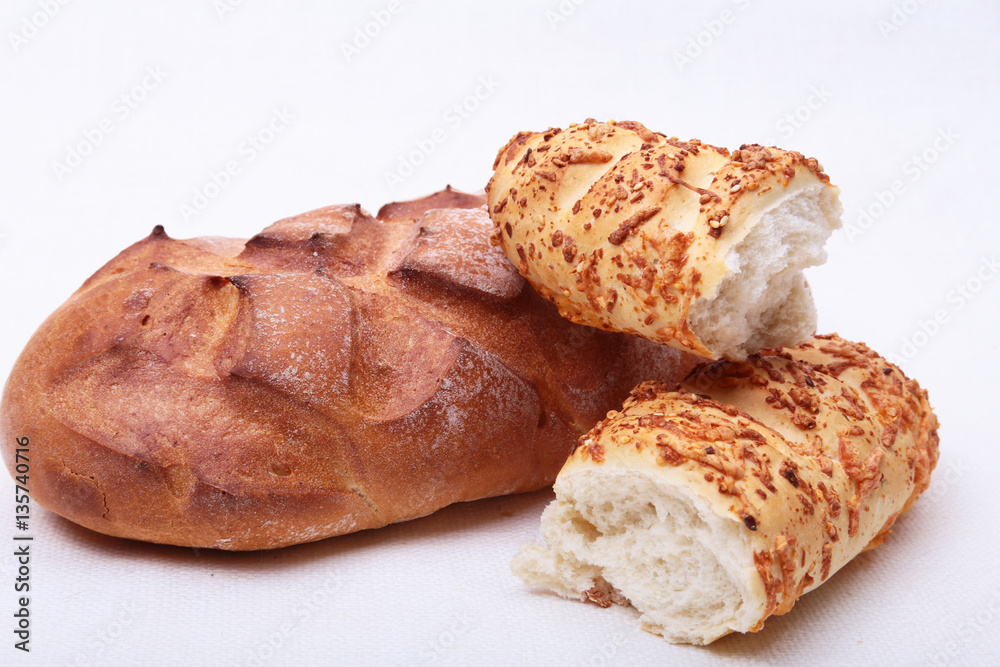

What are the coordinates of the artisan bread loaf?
(486, 120, 843, 359)
(0, 188, 697, 550)
(512, 334, 939, 644)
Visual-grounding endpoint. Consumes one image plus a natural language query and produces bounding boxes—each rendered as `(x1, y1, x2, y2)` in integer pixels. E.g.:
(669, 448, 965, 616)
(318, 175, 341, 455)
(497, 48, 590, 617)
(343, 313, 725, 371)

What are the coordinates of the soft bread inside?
(688, 186, 842, 359)
(512, 469, 761, 645)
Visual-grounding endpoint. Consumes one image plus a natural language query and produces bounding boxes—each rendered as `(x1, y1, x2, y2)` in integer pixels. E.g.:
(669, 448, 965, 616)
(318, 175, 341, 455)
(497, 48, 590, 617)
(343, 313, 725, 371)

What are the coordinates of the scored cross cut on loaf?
(0, 188, 699, 550)
(486, 119, 844, 360)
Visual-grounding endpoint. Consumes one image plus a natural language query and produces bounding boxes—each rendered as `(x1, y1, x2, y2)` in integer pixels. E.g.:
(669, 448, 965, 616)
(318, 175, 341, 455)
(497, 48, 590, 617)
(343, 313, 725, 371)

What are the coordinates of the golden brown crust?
(563, 334, 939, 629)
(0, 189, 698, 550)
(376, 185, 488, 223)
(486, 119, 836, 358)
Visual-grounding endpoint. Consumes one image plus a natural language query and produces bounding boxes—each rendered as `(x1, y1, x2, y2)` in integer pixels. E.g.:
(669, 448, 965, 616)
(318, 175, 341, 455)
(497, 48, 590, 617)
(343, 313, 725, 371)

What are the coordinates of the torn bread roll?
(512, 334, 939, 644)
(0, 188, 697, 550)
(486, 120, 843, 359)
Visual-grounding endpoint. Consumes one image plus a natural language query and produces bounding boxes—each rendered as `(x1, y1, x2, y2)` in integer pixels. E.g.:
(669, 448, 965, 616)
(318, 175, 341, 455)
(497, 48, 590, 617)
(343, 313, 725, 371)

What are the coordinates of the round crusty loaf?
(512, 334, 939, 644)
(0, 188, 697, 550)
(486, 120, 843, 359)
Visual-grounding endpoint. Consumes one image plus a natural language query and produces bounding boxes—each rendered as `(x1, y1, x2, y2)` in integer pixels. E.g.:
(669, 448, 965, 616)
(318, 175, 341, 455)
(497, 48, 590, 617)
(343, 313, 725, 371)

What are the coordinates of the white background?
(2, 1, 998, 665)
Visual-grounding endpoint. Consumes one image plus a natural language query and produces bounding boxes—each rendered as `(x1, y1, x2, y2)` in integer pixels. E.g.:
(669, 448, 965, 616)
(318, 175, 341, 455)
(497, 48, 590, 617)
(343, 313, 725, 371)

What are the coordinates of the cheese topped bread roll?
(487, 120, 843, 359)
(512, 334, 939, 644)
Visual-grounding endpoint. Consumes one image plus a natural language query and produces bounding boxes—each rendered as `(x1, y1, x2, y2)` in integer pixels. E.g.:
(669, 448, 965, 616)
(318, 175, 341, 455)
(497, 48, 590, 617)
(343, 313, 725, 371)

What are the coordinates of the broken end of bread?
(487, 120, 844, 361)
(512, 334, 939, 644)
(512, 467, 762, 644)
(689, 182, 843, 359)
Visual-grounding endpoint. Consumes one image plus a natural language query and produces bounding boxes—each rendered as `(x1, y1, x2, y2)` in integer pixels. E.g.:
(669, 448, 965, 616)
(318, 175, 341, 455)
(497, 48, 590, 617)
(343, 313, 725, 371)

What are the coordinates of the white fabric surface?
(1, 1, 998, 665)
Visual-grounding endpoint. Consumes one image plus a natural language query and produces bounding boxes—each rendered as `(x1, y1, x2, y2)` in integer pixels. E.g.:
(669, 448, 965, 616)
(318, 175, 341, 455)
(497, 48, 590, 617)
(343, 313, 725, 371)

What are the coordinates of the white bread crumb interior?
(689, 185, 843, 359)
(512, 469, 761, 645)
